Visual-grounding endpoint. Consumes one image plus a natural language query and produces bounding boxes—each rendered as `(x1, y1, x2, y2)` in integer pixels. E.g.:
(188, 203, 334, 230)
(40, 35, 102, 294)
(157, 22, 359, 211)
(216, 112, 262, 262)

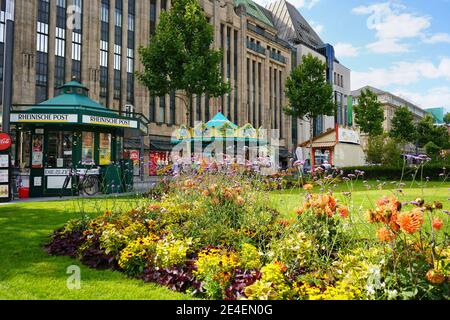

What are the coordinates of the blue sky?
(254, 0, 450, 112)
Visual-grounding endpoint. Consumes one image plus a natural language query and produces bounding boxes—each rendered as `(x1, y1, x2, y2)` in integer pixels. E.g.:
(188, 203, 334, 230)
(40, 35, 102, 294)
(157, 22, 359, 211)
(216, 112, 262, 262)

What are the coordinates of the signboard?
(10, 113, 78, 123)
(0, 132, 11, 202)
(32, 134, 44, 168)
(82, 115, 138, 129)
(338, 128, 360, 145)
(0, 133, 12, 151)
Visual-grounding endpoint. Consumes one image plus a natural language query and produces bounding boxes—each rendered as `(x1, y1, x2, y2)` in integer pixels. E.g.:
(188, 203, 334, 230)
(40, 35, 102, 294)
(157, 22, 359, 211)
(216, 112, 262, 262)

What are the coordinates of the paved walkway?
(1, 176, 164, 205)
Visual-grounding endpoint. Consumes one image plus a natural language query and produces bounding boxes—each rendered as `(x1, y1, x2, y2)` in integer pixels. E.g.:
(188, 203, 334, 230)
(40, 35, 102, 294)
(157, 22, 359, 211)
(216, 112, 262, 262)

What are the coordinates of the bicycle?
(60, 165, 101, 198)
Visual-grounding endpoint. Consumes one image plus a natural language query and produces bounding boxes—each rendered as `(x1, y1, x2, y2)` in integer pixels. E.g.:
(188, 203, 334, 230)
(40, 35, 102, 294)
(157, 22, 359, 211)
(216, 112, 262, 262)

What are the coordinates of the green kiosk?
(10, 81, 148, 198)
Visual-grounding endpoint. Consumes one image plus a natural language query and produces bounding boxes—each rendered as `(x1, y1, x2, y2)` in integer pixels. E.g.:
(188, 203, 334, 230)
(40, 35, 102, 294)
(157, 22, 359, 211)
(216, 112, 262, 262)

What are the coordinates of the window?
(47, 131, 72, 168)
(127, 0, 135, 103)
(36, 0, 49, 103)
(279, 70, 283, 137)
(161, 0, 167, 11)
(72, 0, 83, 82)
(0, 3, 5, 104)
(99, 0, 109, 105)
(150, 0, 156, 35)
(205, 94, 210, 122)
(149, 96, 156, 122)
(82, 132, 95, 165)
(55, 0, 66, 89)
(196, 96, 202, 122)
(252, 60, 256, 127)
(169, 91, 176, 125)
(234, 30, 238, 124)
(99, 133, 112, 165)
(114, 0, 122, 100)
(159, 96, 166, 123)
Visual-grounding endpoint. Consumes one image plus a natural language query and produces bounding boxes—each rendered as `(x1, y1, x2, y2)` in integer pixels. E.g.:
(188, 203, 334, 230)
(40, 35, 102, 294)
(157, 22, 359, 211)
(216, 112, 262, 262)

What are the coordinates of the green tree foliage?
(444, 112, 450, 125)
(389, 106, 416, 143)
(416, 115, 449, 148)
(284, 54, 335, 166)
(424, 141, 441, 159)
(137, 0, 230, 126)
(354, 89, 384, 137)
(366, 134, 402, 166)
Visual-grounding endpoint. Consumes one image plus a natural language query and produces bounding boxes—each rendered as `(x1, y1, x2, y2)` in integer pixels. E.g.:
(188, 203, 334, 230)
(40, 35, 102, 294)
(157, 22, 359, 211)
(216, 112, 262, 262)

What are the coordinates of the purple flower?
(348, 174, 356, 179)
(443, 210, 450, 216)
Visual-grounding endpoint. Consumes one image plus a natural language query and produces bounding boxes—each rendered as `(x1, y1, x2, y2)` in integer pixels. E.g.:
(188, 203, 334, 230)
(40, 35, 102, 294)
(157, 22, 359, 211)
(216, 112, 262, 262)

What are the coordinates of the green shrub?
(341, 164, 447, 181)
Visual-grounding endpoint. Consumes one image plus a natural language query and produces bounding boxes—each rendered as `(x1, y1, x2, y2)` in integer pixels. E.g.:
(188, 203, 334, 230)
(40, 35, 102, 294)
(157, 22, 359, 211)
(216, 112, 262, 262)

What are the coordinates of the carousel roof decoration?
(172, 112, 267, 144)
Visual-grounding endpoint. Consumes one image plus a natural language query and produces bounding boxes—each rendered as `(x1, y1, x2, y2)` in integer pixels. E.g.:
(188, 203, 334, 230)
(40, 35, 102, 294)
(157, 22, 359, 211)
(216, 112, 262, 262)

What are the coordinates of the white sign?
(11, 113, 78, 123)
(338, 128, 360, 145)
(47, 176, 69, 189)
(0, 170, 8, 183)
(82, 115, 138, 129)
(45, 169, 71, 176)
(0, 185, 8, 198)
(34, 177, 42, 187)
(57, 158, 64, 168)
(0, 155, 9, 168)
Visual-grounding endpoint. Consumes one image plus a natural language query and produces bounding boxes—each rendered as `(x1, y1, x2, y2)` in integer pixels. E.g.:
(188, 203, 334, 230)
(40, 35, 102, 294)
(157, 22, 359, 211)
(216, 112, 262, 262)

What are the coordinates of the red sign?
(0, 133, 12, 151)
(130, 150, 139, 161)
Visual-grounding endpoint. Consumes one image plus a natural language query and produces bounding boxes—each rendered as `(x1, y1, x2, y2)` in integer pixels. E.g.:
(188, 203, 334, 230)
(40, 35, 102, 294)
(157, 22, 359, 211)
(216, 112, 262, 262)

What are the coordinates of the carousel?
(171, 112, 270, 165)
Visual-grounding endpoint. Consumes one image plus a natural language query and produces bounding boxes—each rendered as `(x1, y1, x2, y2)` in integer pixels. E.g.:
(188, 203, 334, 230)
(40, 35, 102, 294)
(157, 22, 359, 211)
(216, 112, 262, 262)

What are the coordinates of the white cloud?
(253, 0, 319, 9)
(422, 33, 450, 44)
(393, 87, 450, 109)
(352, 57, 450, 90)
(352, 2, 432, 54)
(309, 21, 324, 35)
(334, 42, 360, 57)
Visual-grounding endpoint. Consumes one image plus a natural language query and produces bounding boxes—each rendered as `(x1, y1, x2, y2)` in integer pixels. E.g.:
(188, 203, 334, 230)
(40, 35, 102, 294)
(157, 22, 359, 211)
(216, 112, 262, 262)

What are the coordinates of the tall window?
(0, 0, 6, 105)
(273, 68, 277, 130)
(149, 96, 156, 122)
(252, 60, 256, 127)
(55, 0, 66, 91)
(336, 92, 343, 125)
(169, 91, 176, 125)
(279, 70, 283, 138)
(196, 96, 201, 123)
(113, 0, 122, 100)
(159, 96, 166, 123)
(126, 0, 135, 103)
(205, 94, 210, 122)
(258, 62, 262, 128)
(161, 0, 167, 11)
(149, 0, 156, 35)
(36, 0, 50, 103)
(247, 58, 250, 122)
(99, 0, 109, 106)
(233, 30, 238, 124)
(72, 0, 83, 82)
(269, 67, 272, 128)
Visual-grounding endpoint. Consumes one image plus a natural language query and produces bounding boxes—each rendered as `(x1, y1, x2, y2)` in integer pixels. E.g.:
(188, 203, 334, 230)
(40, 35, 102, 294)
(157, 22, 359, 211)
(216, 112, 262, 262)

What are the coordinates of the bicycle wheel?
(82, 176, 99, 196)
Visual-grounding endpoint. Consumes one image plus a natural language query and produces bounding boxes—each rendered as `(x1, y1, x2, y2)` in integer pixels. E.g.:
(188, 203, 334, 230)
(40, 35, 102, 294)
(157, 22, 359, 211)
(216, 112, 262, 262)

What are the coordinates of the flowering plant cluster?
(46, 173, 448, 300)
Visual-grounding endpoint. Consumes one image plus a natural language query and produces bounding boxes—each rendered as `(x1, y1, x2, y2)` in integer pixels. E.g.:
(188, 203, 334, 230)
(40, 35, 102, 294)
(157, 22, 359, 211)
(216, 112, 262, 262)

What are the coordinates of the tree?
(444, 112, 450, 125)
(284, 54, 335, 169)
(137, 0, 230, 127)
(416, 115, 449, 148)
(354, 89, 384, 137)
(365, 134, 401, 166)
(389, 106, 416, 143)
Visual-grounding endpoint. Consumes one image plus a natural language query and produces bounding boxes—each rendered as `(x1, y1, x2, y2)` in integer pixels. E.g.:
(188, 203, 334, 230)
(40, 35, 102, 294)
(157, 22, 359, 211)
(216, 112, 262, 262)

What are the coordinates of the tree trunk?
(310, 117, 314, 174)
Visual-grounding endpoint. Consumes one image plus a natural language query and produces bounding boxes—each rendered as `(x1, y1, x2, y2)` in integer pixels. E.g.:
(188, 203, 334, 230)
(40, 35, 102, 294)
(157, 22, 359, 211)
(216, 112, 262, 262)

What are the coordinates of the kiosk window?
(82, 132, 95, 165)
(47, 132, 73, 168)
(18, 131, 31, 169)
(99, 133, 112, 165)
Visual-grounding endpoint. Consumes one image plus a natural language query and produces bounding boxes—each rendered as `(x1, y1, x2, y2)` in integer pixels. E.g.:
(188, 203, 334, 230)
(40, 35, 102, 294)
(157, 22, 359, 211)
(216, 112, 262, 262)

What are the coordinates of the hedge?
(340, 164, 448, 181)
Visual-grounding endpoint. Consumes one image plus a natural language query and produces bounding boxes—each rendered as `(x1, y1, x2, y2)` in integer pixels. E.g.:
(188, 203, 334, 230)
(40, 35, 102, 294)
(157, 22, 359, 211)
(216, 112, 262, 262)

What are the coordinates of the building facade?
(352, 86, 428, 132)
(1, 0, 352, 173)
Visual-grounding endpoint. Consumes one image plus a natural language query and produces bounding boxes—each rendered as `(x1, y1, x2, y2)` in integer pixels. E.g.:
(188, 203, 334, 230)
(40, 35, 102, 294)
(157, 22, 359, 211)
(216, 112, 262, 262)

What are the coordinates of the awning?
(150, 140, 174, 152)
(124, 139, 150, 150)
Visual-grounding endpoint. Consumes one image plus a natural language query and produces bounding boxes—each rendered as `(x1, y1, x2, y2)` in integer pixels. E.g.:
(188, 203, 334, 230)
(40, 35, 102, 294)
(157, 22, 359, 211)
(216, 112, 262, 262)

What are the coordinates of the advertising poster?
(32, 135, 44, 168)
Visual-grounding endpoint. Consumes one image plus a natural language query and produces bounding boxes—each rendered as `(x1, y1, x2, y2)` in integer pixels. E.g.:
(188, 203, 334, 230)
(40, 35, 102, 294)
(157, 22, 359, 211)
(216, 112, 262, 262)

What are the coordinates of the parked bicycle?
(60, 165, 101, 198)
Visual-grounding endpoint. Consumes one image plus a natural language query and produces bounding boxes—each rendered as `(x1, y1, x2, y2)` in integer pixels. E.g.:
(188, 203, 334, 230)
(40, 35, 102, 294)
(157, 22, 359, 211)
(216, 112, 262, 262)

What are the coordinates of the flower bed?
(46, 174, 449, 300)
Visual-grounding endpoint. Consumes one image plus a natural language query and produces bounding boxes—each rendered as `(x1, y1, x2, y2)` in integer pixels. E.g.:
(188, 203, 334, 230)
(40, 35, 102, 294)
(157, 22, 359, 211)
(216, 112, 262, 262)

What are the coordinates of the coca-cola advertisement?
(0, 133, 12, 151)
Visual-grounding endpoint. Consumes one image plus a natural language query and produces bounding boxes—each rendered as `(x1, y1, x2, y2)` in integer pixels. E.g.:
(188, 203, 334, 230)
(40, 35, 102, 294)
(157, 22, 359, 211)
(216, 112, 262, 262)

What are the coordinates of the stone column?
(84, 0, 101, 99)
(65, 0, 73, 83)
(230, 27, 235, 122)
(254, 59, 259, 128)
(249, 57, 253, 126)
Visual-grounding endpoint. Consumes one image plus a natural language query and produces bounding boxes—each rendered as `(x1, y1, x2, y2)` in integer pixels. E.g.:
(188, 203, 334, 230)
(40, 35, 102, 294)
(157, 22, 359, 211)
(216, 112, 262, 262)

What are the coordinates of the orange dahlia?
(426, 269, 446, 285)
(432, 218, 444, 231)
(398, 209, 424, 234)
(377, 227, 396, 242)
(338, 206, 349, 218)
(303, 184, 314, 191)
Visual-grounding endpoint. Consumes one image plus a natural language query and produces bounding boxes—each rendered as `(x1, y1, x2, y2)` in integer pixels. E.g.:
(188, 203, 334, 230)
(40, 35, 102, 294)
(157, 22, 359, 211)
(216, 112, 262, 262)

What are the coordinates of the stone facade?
(4, 0, 296, 152)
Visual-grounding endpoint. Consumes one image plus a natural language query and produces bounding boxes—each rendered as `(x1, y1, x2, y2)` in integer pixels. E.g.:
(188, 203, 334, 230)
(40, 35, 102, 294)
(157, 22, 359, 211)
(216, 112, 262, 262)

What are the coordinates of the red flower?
(432, 218, 444, 231)
(338, 206, 349, 218)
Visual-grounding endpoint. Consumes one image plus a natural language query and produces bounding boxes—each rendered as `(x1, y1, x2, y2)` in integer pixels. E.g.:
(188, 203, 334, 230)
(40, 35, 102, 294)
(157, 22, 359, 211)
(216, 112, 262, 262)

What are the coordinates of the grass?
(0, 199, 190, 300)
(0, 180, 448, 300)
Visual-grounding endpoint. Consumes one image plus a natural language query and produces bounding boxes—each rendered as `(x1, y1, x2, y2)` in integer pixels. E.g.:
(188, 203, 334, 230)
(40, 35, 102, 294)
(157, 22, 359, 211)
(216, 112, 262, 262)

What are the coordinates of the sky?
(253, 0, 450, 112)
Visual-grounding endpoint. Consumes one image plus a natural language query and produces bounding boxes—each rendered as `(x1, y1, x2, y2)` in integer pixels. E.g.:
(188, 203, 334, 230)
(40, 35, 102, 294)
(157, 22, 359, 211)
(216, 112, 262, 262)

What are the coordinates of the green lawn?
(0, 199, 190, 300)
(0, 181, 448, 300)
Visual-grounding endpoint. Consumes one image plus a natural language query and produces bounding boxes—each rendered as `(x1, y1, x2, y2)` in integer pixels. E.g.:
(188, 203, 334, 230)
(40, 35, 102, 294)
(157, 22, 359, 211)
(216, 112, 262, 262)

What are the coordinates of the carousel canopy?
(171, 112, 267, 144)
(10, 80, 148, 134)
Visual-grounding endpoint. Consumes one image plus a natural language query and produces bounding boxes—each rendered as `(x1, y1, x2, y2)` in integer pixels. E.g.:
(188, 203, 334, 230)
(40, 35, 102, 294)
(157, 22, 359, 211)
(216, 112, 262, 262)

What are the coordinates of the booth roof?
(31, 80, 116, 115)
